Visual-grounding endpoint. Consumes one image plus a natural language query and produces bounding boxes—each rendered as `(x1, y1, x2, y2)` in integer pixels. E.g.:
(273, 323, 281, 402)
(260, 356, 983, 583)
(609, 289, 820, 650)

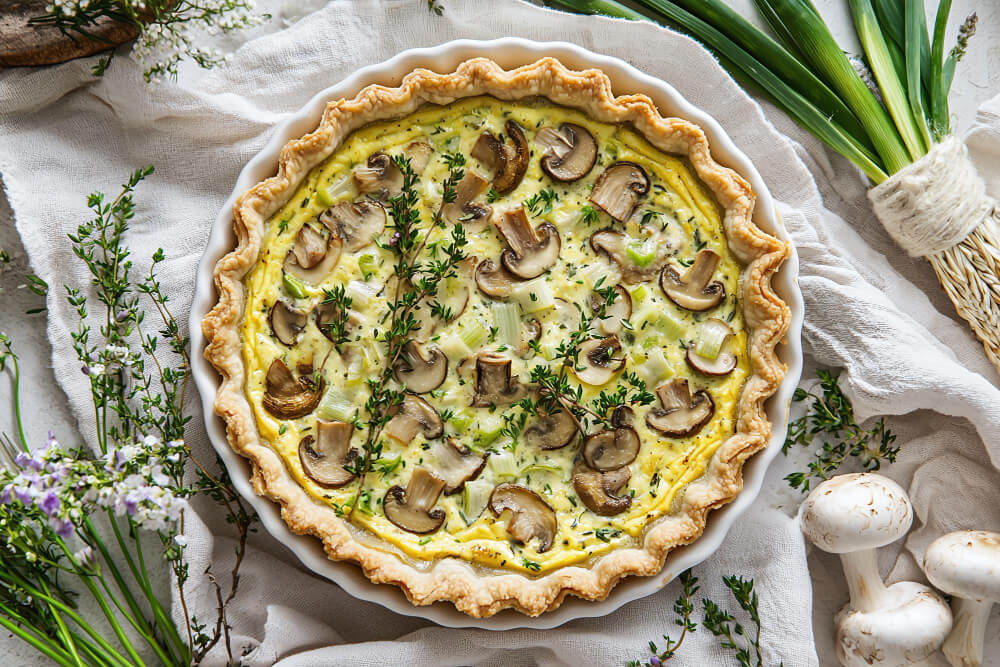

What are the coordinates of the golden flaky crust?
(203, 57, 791, 617)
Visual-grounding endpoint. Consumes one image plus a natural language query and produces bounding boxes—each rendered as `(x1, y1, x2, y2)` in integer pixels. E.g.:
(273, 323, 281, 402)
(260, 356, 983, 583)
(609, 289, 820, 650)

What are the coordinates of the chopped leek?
(345, 280, 375, 307)
(695, 323, 729, 360)
(511, 278, 555, 313)
(630, 284, 648, 304)
(461, 479, 494, 522)
(626, 240, 657, 268)
(489, 449, 519, 478)
(282, 273, 309, 299)
(522, 464, 562, 476)
(475, 415, 504, 447)
(440, 333, 472, 361)
(493, 302, 521, 347)
(458, 319, 488, 349)
(638, 347, 674, 385)
(449, 409, 474, 433)
(358, 253, 377, 279)
(317, 389, 354, 422)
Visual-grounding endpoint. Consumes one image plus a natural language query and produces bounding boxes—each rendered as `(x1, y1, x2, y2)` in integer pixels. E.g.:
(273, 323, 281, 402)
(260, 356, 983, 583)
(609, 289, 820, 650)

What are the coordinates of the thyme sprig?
(348, 153, 468, 509)
(320, 285, 353, 350)
(782, 370, 898, 492)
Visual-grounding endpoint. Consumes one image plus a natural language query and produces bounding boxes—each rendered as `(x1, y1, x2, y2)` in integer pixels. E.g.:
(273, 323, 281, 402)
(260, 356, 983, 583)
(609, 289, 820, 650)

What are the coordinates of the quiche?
(204, 57, 790, 617)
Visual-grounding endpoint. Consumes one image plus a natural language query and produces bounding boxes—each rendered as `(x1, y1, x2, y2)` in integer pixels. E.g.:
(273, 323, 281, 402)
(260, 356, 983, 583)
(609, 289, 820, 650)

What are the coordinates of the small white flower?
(173, 534, 187, 547)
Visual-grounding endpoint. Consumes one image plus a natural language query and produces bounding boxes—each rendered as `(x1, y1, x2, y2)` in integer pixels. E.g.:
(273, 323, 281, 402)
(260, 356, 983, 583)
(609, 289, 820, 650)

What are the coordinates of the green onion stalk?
(547, 0, 1000, 376)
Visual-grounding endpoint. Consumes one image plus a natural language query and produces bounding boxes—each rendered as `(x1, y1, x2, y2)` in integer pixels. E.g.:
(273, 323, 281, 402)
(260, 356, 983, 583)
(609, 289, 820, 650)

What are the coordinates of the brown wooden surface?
(0, 0, 136, 67)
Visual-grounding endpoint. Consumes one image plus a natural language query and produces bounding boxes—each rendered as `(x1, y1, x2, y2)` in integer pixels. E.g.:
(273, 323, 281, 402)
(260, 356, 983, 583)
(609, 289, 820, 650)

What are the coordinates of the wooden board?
(0, 0, 137, 67)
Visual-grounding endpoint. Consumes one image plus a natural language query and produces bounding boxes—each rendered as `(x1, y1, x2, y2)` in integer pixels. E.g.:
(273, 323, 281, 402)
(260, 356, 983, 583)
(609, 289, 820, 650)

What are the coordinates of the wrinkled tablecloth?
(1, 1, 999, 664)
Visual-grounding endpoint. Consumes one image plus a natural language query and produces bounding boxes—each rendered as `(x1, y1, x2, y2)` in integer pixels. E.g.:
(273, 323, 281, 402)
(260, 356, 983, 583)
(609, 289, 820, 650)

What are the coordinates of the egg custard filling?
(242, 96, 750, 574)
(207, 57, 790, 617)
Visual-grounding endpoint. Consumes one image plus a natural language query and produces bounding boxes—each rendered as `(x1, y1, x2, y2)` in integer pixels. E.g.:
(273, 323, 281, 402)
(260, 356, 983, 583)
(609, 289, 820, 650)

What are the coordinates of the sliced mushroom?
(589, 284, 632, 335)
(431, 437, 488, 494)
(589, 229, 666, 284)
(441, 172, 493, 230)
(284, 226, 342, 284)
(262, 359, 323, 419)
(475, 258, 521, 298)
(686, 318, 737, 376)
(517, 318, 542, 358)
(589, 162, 650, 222)
(314, 300, 359, 343)
(572, 461, 631, 516)
(385, 393, 443, 445)
(353, 152, 403, 200)
(488, 483, 557, 553)
(645, 378, 715, 437)
(522, 407, 577, 450)
(403, 141, 434, 174)
(535, 123, 598, 182)
(660, 249, 726, 311)
(392, 341, 448, 394)
(471, 352, 527, 407)
(431, 256, 476, 324)
(298, 419, 357, 487)
(318, 200, 386, 252)
(270, 301, 308, 346)
(583, 425, 640, 471)
(383, 467, 446, 534)
(575, 335, 625, 386)
(471, 120, 529, 194)
(496, 207, 561, 280)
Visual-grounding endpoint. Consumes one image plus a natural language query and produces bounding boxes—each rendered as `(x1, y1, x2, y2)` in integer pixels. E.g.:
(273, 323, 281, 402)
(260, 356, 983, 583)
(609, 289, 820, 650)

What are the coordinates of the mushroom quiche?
(204, 57, 790, 617)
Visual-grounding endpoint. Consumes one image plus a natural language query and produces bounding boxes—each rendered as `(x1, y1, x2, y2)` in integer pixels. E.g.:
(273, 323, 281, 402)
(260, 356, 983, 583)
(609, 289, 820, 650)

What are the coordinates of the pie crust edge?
(202, 56, 791, 618)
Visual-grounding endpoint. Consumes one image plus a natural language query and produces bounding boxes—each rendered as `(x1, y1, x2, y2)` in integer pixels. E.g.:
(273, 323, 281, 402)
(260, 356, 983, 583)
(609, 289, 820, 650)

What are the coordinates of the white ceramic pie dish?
(189, 37, 804, 630)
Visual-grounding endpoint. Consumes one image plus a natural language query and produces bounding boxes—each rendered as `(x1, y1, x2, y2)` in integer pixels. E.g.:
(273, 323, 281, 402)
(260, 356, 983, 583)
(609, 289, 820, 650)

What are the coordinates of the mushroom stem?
(840, 548, 891, 615)
(942, 597, 991, 667)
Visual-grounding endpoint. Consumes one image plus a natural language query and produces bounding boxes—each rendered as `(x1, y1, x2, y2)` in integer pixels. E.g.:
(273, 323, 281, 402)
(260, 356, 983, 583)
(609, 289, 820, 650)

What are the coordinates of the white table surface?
(1, 1, 997, 665)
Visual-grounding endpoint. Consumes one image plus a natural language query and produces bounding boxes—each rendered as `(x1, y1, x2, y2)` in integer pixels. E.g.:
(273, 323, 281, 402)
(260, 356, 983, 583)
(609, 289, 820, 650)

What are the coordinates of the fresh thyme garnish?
(319, 285, 353, 349)
(630, 573, 777, 666)
(486, 187, 501, 203)
(579, 203, 600, 225)
(782, 370, 898, 492)
(348, 152, 468, 512)
(524, 188, 559, 216)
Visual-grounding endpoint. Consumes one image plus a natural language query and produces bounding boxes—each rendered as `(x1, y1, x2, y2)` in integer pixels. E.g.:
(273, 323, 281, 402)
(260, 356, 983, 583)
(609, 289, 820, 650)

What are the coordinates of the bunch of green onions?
(546, 0, 977, 184)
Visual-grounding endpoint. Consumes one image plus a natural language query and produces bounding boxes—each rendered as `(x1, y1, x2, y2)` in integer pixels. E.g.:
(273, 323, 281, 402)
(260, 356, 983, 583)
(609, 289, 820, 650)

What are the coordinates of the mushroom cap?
(314, 299, 359, 343)
(353, 151, 403, 200)
(575, 335, 625, 386)
(535, 123, 598, 182)
(583, 426, 640, 471)
(442, 171, 493, 230)
(270, 301, 308, 346)
(522, 408, 577, 450)
(472, 121, 529, 194)
(431, 438, 489, 494)
(589, 229, 666, 284)
(403, 141, 434, 174)
(645, 378, 715, 437)
(660, 249, 726, 311)
(384, 393, 444, 445)
(572, 461, 632, 516)
(475, 257, 521, 299)
(393, 341, 448, 394)
(799, 473, 913, 554)
(472, 352, 527, 407)
(284, 226, 342, 285)
(488, 483, 558, 553)
(589, 284, 632, 335)
(298, 419, 357, 488)
(835, 581, 952, 667)
(318, 200, 386, 252)
(262, 359, 323, 419)
(588, 161, 650, 222)
(496, 207, 561, 280)
(924, 530, 1000, 603)
(686, 318, 737, 376)
(383, 467, 447, 535)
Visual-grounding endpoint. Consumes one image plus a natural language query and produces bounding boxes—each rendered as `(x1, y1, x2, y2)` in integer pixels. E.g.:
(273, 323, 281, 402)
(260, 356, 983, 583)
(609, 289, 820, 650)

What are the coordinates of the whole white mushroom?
(923, 530, 1000, 667)
(799, 473, 952, 666)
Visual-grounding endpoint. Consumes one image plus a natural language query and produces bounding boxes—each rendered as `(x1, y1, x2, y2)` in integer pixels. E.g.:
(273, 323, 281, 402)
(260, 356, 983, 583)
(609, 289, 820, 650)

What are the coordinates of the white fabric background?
(1, 1, 999, 665)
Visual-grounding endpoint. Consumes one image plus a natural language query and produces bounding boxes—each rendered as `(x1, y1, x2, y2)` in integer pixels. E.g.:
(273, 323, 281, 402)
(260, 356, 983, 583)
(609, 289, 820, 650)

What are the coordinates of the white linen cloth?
(1, 1, 999, 664)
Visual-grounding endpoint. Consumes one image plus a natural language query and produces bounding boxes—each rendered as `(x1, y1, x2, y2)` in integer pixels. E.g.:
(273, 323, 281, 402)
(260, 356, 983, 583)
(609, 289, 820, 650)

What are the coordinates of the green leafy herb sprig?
(630, 572, 777, 666)
(782, 370, 898, 492)
(347, 153, 469, 510)
(320, 285, 354, 350)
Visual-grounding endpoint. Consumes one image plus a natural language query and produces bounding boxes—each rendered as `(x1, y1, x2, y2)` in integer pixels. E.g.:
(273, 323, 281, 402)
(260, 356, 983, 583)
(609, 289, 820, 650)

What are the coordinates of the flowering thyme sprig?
(0, 167, 257, 665)
(30, 0, 268, 82)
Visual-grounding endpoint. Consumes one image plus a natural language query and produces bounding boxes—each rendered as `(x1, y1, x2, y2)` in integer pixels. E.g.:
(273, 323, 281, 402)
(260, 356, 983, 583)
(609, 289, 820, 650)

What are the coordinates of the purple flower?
(39, 491, 60, 517)
(14, 452, 30, 468)
(0, 486, 12, 505)
(14, 486, 33, 504)
(81, 364, 91, 376)
(52, 518, 73, 538)
(650, 657, 662, 667)
(388, 231, 401, 246)
(124, 496, 139, 516)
